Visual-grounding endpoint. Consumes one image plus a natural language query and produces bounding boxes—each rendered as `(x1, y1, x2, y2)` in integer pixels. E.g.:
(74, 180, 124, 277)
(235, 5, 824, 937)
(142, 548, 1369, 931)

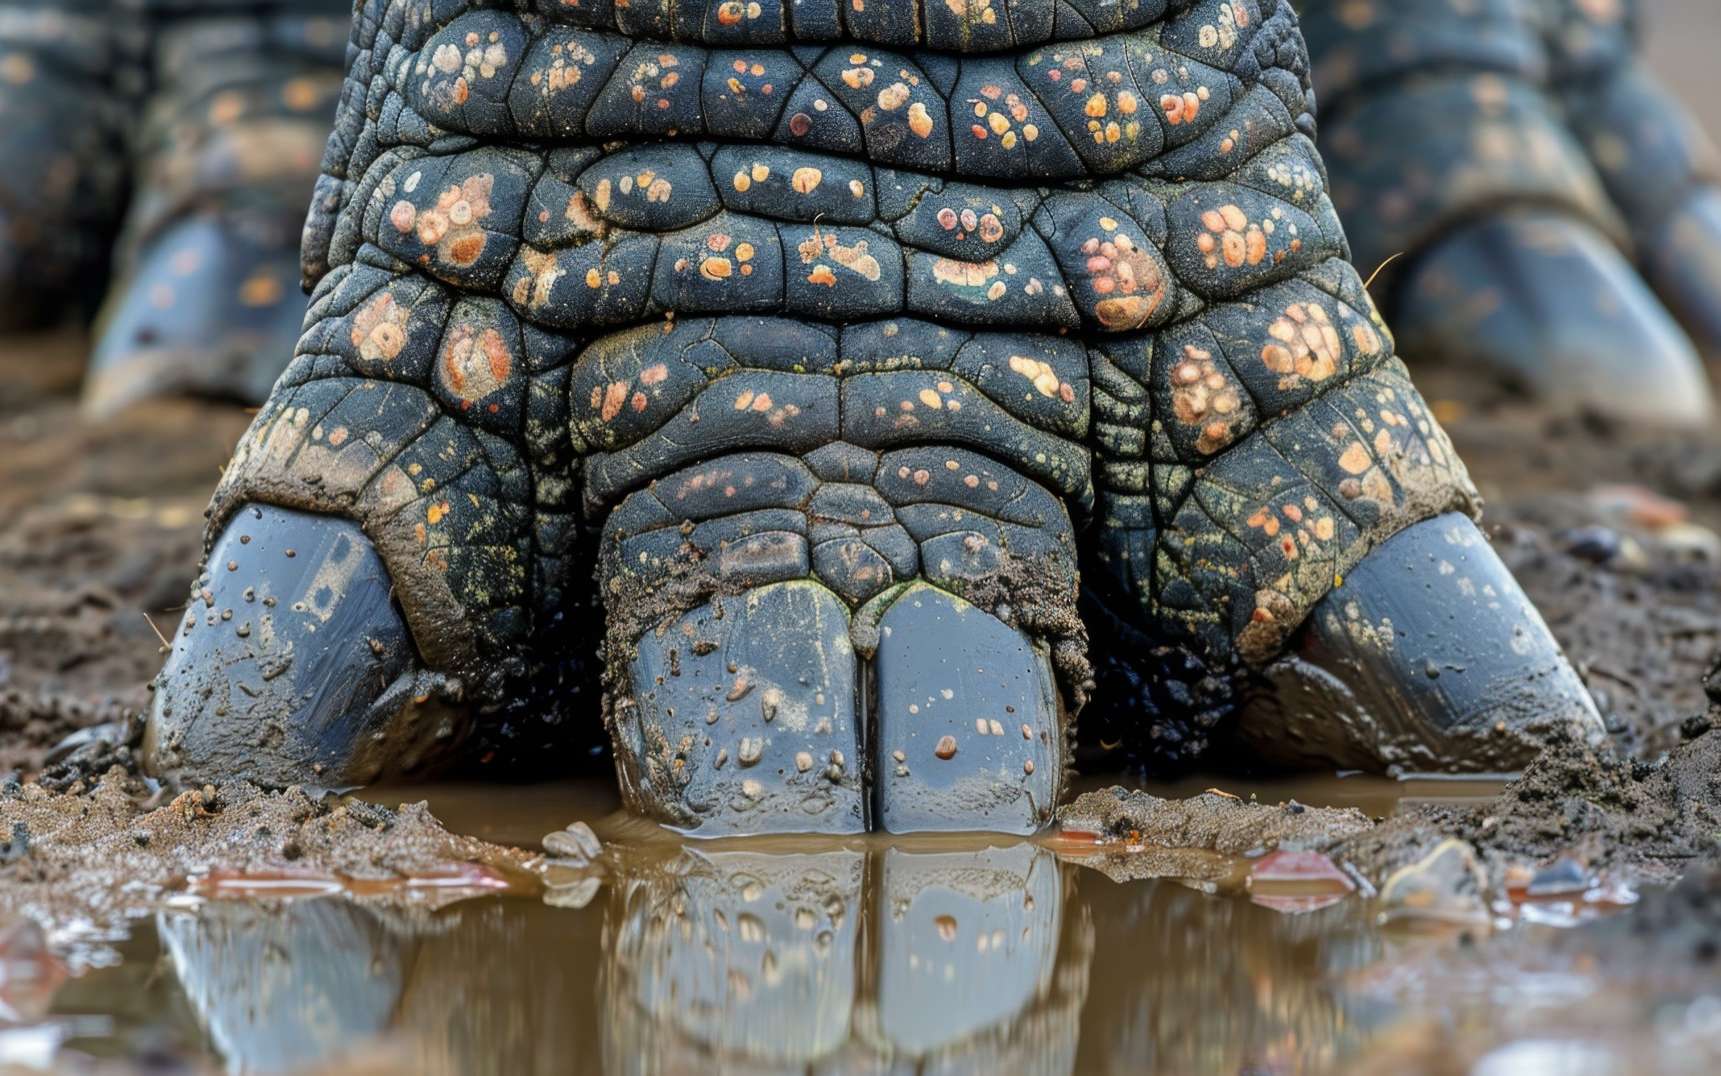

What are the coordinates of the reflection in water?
(1077, 874, 1386, 1074)
(605, 844, 1090, 1073)
(157, 901, 406, 1071)
(144, 837, 1401, 1075)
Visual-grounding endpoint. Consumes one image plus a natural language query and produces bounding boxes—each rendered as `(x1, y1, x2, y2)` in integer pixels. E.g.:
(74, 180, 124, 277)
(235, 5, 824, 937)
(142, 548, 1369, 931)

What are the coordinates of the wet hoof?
(1235, 512, 1605, 773)
(82, 217, 306, 417)
(1641, 187, 1721, 358)
(611, 580, 1065, 836)
(1394, 210, 1713, 426)
(871, 583, 1064, 835)
(144, 502, 465, 789)
(614, 581, 867, 836)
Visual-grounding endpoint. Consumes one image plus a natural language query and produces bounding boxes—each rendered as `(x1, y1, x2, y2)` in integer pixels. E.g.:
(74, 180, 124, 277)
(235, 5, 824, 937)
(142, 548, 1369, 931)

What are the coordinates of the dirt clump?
(1335, 719, 1721, 888)
(1489, 494, 1721, 755)
(1057, 786, 1374, 855)
(0, 768, 539, 968)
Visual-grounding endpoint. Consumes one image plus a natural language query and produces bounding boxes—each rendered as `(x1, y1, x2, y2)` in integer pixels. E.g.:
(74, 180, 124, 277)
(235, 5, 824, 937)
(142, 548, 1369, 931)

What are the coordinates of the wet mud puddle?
(5, 772, 1697, 1075)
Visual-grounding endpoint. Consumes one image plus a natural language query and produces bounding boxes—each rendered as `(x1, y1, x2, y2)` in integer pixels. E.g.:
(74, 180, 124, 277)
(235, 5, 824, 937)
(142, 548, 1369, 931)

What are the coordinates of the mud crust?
(1333, 721, 1721, 888)
(0, 766, 537, 969)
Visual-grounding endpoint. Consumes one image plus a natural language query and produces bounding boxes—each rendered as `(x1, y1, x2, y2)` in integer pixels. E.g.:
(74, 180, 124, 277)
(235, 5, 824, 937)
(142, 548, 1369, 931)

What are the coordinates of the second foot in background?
(0, 0, 349, 417)
(1302, 0, 1721, 426)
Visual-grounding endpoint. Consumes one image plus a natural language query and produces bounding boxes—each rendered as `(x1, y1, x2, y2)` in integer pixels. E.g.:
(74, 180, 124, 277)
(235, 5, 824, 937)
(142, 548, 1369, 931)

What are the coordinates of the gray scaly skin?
(0, 0, 348, 413)
(146, 0, 1604, 834)
(1301, 0, 1719, 425)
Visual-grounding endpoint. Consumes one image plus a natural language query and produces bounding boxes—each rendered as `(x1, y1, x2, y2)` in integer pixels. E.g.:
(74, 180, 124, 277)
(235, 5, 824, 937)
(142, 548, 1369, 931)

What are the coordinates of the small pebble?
(935, 735, 957, 760)
(542, 821, 601, 861)
(1559, 525, 1621, 565)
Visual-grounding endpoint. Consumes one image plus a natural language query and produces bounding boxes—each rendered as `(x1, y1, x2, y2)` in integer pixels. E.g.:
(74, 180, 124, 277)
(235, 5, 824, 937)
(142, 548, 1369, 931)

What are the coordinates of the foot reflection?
(156, 900, 409, 1073)
(156, 841, 1389, 1074)
(604, 843, 1091, 1073)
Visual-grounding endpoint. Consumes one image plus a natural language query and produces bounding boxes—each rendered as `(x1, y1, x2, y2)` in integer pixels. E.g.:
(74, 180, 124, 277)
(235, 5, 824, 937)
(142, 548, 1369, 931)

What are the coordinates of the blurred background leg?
(82, 0, 348, 417)
(0, 0, 132, 332)
(1300, 0, 1715, 426)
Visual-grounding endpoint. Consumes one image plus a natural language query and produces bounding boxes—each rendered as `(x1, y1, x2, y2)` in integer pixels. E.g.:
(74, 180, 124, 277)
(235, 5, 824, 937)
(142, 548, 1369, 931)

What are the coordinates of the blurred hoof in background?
(1547, 0, 1721, 359)
(1303, 0, 1720, 426)
(80, 6, 345, 416)
(0, 0, 129, 332)
(82, 217, 307, 417)
(1393, 211, 1714, 427)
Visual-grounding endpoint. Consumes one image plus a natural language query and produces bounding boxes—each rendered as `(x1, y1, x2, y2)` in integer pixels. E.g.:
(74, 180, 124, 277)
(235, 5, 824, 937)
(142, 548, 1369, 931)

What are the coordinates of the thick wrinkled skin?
(150, 0, 1504, 831)
(1301, 0, 1721, 419)
(0, 0, 348, 409)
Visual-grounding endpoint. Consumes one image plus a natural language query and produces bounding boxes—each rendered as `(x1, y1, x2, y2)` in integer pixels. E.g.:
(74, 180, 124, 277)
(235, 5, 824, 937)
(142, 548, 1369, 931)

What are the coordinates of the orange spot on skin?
(1261, 303, 1342, 383)
(907, 101, 935, 138)
(1170, 345, 1244, 454)
(1338, 442, 1372, 475)
(439, 324, 513, 403)
(351, 294, 409, 362)
(602, 381, 630, 422)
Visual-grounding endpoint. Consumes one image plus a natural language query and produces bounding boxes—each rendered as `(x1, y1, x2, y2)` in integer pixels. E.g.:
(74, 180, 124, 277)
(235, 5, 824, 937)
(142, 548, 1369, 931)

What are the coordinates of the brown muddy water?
(9, 773, 1698, 1076)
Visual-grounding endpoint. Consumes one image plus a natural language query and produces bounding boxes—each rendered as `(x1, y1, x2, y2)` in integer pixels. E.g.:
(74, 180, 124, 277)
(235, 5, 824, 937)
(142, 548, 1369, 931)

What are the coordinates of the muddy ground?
(2, 310, 1721, 1067)
(4, 2, 1721, 1051)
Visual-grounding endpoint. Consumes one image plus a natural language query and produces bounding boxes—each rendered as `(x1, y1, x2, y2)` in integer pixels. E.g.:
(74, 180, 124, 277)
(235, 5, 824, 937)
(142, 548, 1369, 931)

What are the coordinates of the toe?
(82, 218, 304, 418)
(145, 503, 463, 788)
(615, 580, 867, 835)
(1394, 210, 1714, 426)
(870, 583, 1064, 835)
(1235, 513, 1605, 773)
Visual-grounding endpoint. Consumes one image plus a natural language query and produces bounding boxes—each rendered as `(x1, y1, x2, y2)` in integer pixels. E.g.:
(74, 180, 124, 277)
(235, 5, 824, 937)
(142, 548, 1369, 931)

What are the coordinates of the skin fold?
(146, 0, 1605, 834)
